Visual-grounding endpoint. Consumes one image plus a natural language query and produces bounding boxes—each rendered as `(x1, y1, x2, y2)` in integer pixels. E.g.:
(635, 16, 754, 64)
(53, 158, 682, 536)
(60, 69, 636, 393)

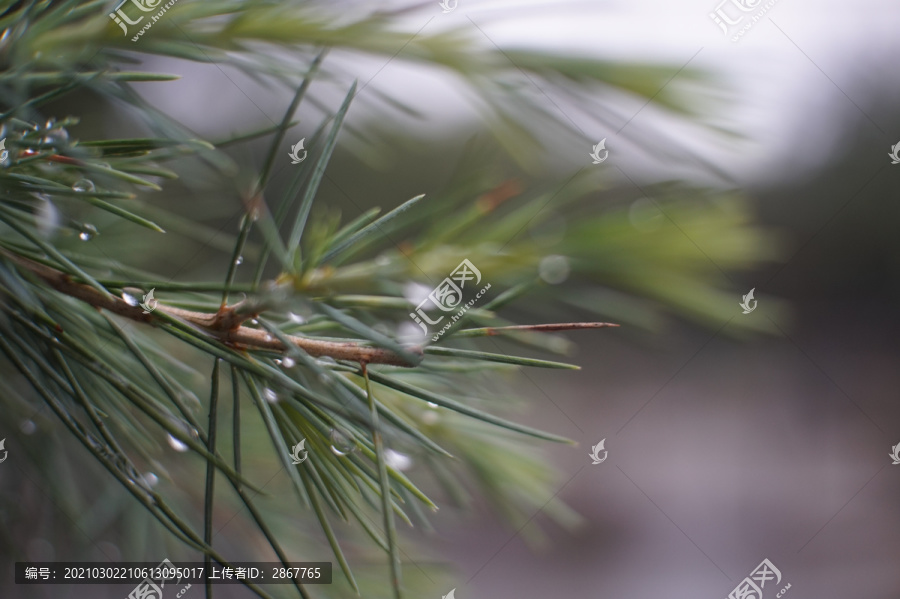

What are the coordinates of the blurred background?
(3, 0, 900, 597)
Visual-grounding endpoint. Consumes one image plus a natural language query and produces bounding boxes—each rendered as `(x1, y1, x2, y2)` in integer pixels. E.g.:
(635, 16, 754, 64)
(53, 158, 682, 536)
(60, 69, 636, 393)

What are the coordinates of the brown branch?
(4, 251, 420, 367)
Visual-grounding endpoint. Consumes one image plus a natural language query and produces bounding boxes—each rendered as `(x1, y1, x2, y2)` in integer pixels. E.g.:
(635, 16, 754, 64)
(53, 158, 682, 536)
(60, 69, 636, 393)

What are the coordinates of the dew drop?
(20, 419, 37, 435)
(539, 255, 570, 285)
(264, 334, 273, 342)
(397, 321, 427, 345)
(403, 282, 432, 305)
(72, 179, 95, 193)
(35, 195, 59, 238)
(79, 224, 98, 241)
(41, 129, 68, 145)
(121, 292, 139, 306)
(385, 449, 412, 472)
(250, 318, 259, 325)
(166, 434, 189, 452)
(282, 357, 296, 368)
(234, 256, 244, 265)
(329, 428, 356, 456)
(263, 388, 279, 404)
(421, 410, 439, 425)
(178, 390, 201, 411)
(165, 418, 198, 453)
(288, 312, 306, 324)
(427, 402, 439, 408)
(142, 472, 159, 488)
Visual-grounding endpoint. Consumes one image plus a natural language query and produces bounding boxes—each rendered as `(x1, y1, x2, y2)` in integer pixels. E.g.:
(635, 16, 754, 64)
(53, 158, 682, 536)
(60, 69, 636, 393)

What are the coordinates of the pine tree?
(0, 2, 779, 598)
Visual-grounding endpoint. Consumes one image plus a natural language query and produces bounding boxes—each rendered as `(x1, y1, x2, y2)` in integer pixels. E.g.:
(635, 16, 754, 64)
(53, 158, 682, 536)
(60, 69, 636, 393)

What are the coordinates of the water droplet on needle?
(72, 179, 95, 192)
(330, 428, 356, 455)
(166, 434, 189, 452)
(79, 224, 98, 241)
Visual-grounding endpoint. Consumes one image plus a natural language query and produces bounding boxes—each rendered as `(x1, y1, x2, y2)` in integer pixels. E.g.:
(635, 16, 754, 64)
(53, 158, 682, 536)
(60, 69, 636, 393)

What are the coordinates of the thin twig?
(4, 251, 420, 367)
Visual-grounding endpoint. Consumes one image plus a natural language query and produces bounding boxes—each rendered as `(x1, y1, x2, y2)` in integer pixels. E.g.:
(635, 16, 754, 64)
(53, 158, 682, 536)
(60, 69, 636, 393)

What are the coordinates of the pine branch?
(2, 249, 422, 367)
